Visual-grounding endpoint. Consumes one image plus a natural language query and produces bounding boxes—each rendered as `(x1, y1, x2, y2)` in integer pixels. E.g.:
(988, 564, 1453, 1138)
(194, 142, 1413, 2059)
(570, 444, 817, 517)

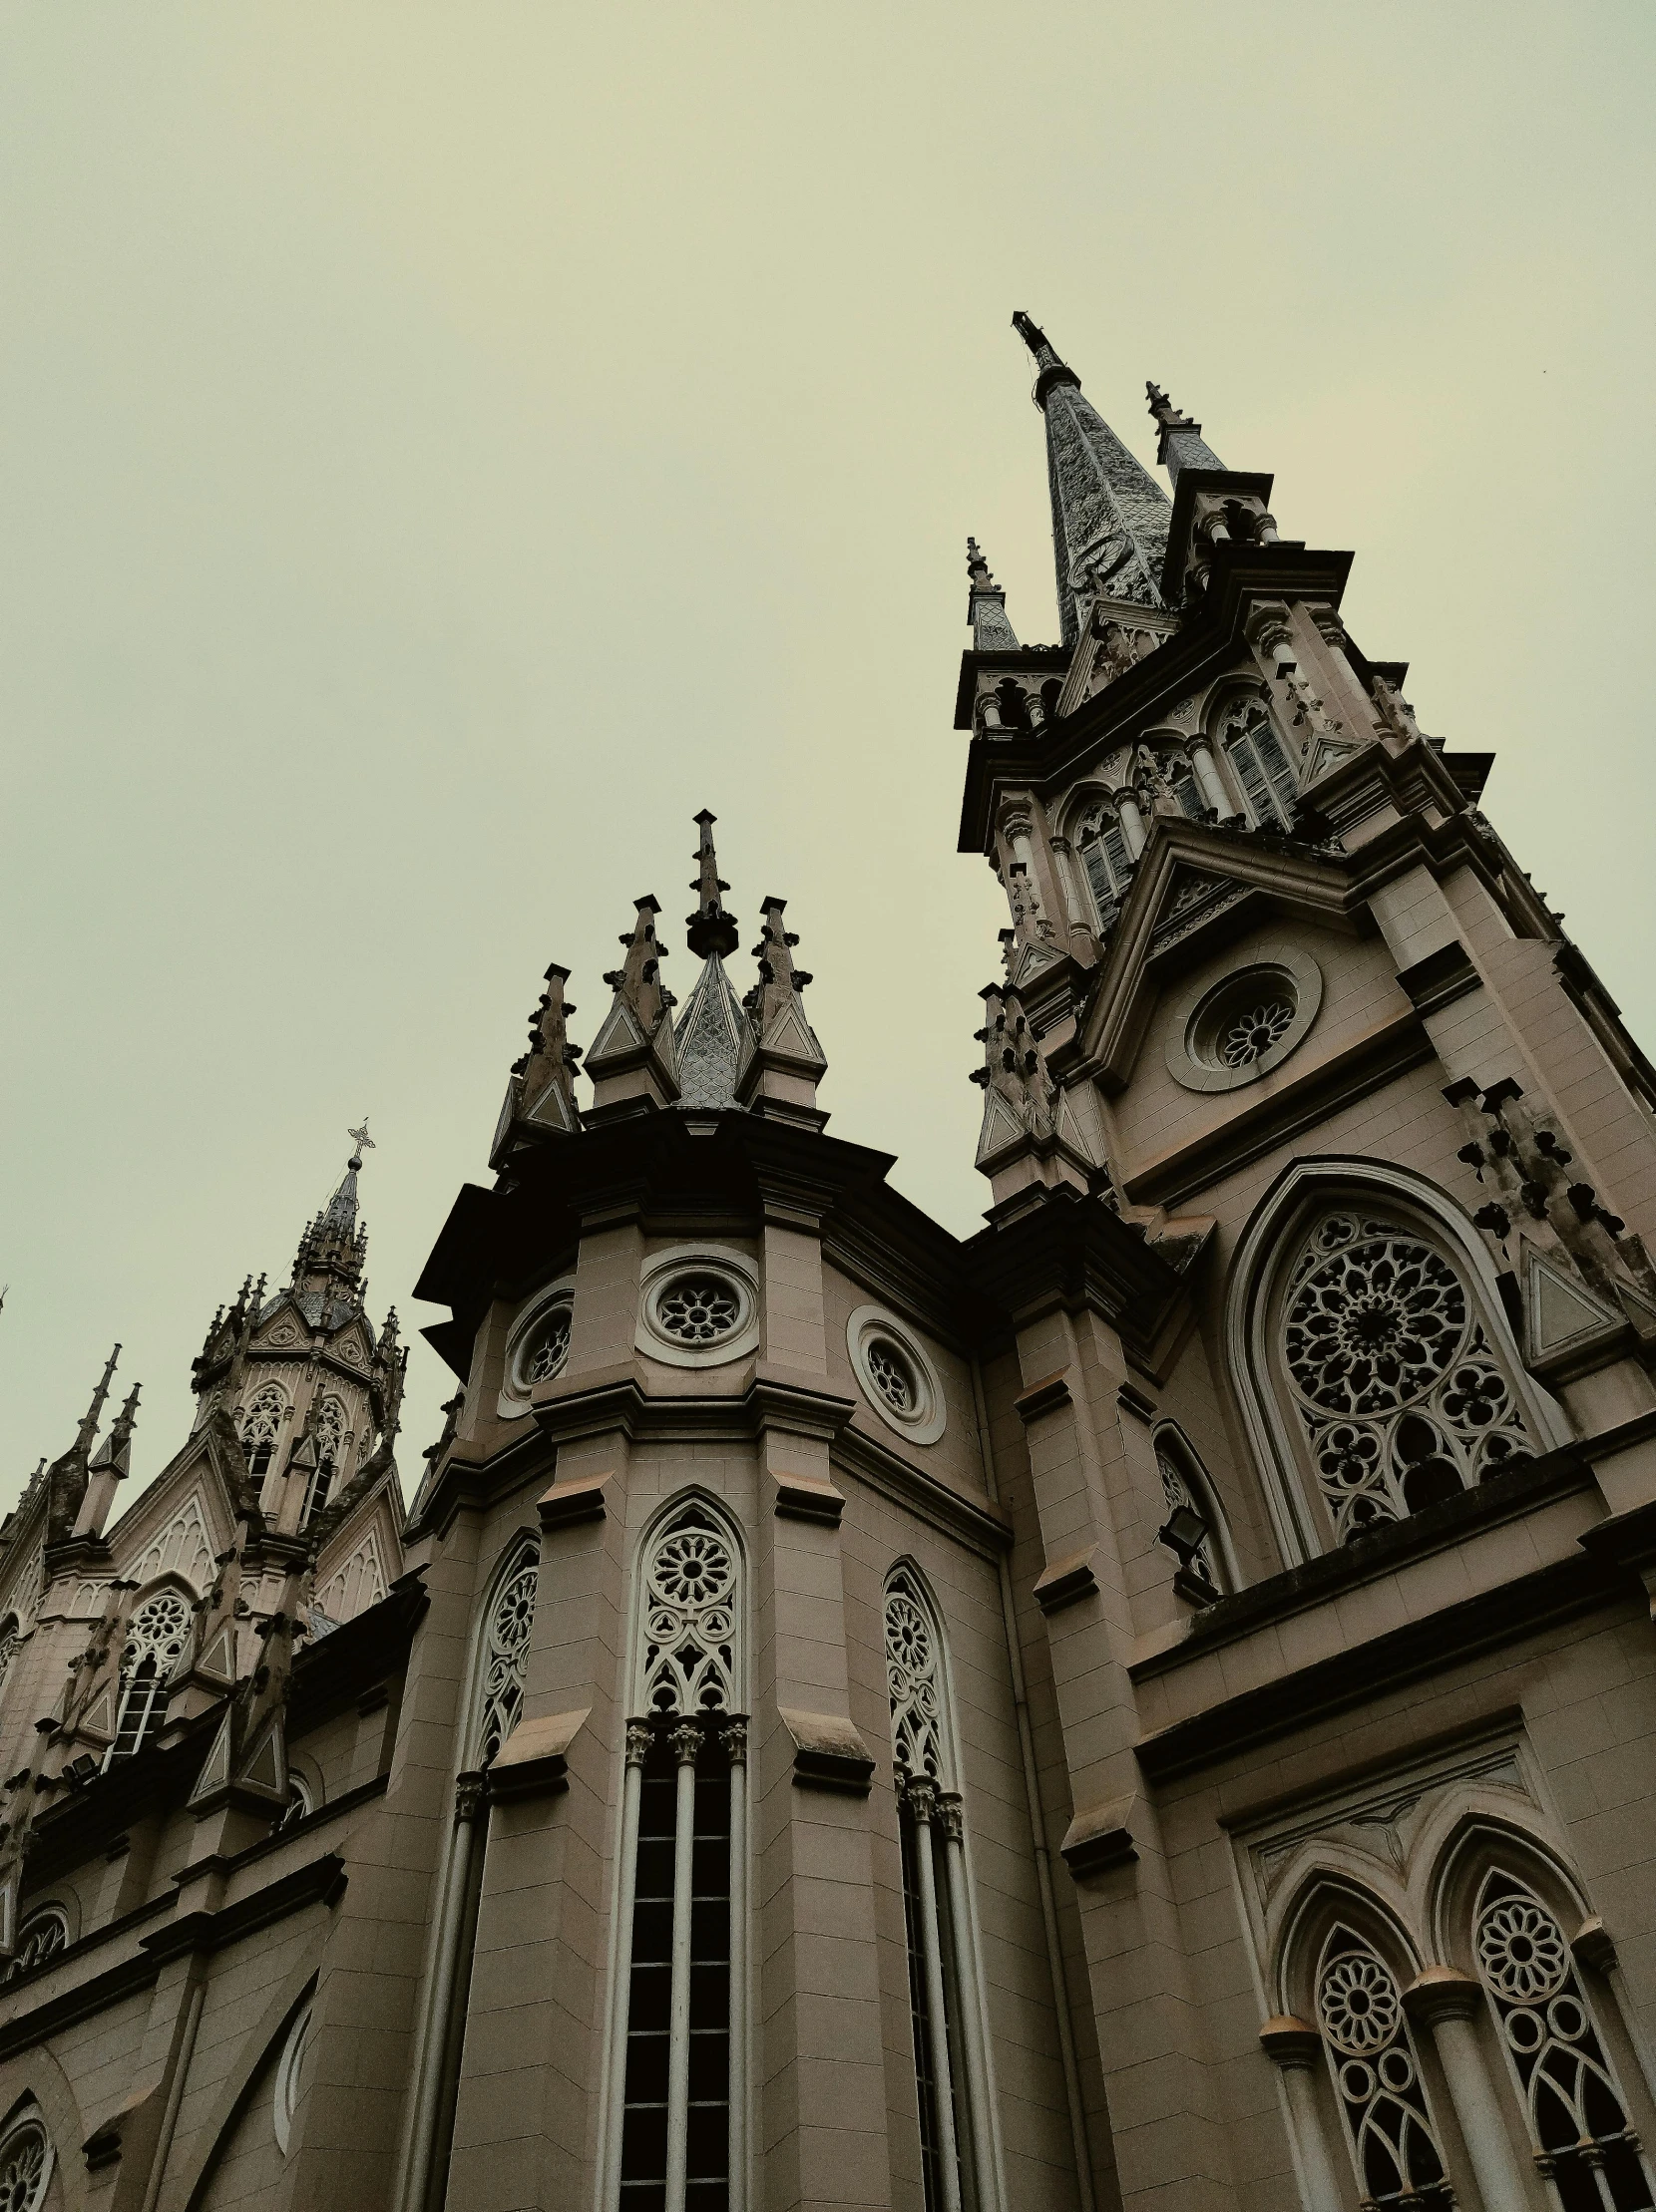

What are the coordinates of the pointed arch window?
(885, 1569, 999, 2212)
(1472, 1873, 1655, 2208)
(1276, 1210, 1539, 1545)
(238, 1383, 287, 1479)
(6, 1906, 68, 1982)
(302, 1396, 347, 1527)
(1316, 1926, 1453, 2204)
(0, 1618, 18, 1697)
(609, 1501, 746, 2212)
(1154, 750, 1206, 822)
(0, 2110, 53, 2212)
(1076, 804, 1134, 924)
(108, 1589, 192, 1762)
(1223, 704, 1298, 828)
(474, 1542, 539, 1769)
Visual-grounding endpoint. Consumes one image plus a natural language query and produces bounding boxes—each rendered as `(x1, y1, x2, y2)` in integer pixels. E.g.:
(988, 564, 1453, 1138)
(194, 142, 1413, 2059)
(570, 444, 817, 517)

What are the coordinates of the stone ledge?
(1014, 1371, 1072, 1424)
(538, 1473, 609, 1532)
(489, 1708, 590, 1803)
(1060, 1796, 1139, 1880)
(771, 1472, 845, 1527)
(778, 1707, 874, 1794)
(1034, 1547, 1098, 1615)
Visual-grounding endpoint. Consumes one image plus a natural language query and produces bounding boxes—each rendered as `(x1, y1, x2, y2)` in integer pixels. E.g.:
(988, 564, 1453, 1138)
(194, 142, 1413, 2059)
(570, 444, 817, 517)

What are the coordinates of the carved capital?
(904, 1774, 939, 1825)
(1403, 1967, 1484, 2028)
(937, 1793, 964, 1843)
(667, 1718, 704, 1768)
(624, 1719, 654, 1768)
(454, 1770, 487, 1823)
(721, 1716, 748, 1767)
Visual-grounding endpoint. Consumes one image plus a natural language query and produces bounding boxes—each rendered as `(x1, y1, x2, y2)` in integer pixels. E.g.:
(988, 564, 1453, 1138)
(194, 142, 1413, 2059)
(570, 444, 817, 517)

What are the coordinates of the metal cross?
(347, 1120, 375, 1155)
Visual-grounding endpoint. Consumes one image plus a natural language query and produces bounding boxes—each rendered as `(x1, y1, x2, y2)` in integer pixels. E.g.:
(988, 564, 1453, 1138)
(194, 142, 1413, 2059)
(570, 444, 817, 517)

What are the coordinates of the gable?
(123, 1489, 215, 1593)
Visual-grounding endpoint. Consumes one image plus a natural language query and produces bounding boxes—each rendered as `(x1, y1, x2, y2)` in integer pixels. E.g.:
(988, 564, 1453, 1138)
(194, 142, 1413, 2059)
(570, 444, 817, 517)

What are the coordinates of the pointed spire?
(521, 966, 584, 1131)
(673, 952, 747, 1114)
(735, 898, 828, 1130)
(323, 1121, 374, 1234)
(1012, 311, 1170, 644)
(584, 897, 680, 1117)
(1145, 382, 1224, 485)
(72, 1345, 120, 1466)
(89, 1383, 140, 1478)
(685, 810, 740, 958)
(966, 539, 1020, 650)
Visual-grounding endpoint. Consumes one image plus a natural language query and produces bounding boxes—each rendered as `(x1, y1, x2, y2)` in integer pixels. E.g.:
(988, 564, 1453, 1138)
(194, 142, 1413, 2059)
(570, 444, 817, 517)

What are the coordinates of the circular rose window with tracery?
(1319, 1950, 1404, 2054)
(1476, 1896, 1568, 2005)
(1281, 1213, 1536, 1543)
(1285, 1229, 1467, 1418)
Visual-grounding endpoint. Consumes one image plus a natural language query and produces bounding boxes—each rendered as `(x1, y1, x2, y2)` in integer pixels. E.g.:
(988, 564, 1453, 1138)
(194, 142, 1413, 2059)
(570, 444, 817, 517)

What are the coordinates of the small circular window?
(1164, 944, 1323, 1094)
(655, 1274, 742, 1345)
(635, 1247, 760, 1368)
(523, 1305, 572, 1385)
(866, 1338, 918, 1415)
(501, 1279, 577, 1412)
(847, 1306, 947, 1445)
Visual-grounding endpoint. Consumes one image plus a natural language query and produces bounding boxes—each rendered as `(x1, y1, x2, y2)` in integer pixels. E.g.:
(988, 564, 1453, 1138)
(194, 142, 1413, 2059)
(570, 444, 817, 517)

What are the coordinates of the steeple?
(966, 539, 1020, 650)
(1145, 382, 1225, 486)
(73, 1384, 140, 1542)
(1012, 312, 1171, 644)
(71, 1344, 121, 1469)
(293, 1127, 372, 1297)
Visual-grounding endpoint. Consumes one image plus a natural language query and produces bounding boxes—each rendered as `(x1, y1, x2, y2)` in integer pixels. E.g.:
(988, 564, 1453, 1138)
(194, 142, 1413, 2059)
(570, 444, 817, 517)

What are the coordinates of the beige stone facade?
(1, 323, 1654, 2212)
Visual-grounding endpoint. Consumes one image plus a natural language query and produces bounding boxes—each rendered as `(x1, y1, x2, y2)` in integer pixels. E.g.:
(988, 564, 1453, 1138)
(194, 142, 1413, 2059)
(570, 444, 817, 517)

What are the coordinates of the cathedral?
(1, 314, 1653, 2212)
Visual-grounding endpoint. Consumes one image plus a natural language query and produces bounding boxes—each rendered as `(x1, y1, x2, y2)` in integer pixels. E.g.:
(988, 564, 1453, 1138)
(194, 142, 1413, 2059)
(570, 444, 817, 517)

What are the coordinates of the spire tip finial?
(686, 808, 740, 959)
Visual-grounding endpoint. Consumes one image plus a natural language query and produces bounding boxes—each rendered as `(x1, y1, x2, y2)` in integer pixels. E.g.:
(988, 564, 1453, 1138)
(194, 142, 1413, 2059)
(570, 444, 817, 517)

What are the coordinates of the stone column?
(1188, 737, 1228, 818)
(663, 1717, 705, 2212)
(904, 1779, 964, 2212)
(1404, 1969, 1536, 2210)
(1115, 793, 1147, 855)
(601, 1720, 654, 2206)
(1258, 2018, 1348, 2212)
(939, 1793, 1001, 2211)
(723, 1718, 749, 2212)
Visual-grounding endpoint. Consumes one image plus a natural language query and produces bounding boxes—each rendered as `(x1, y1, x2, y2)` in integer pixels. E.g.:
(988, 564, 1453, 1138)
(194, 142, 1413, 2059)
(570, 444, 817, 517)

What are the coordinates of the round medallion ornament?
(655, 1274, 742, 1345)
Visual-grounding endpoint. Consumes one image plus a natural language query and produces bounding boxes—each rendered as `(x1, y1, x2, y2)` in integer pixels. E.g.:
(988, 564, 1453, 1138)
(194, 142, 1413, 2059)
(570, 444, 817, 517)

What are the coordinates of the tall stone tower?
(0, 325, 1651, 2212)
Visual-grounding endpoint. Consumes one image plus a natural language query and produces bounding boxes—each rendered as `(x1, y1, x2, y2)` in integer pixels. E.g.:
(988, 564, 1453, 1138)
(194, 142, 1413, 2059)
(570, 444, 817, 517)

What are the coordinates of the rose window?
(1281, 1215, 1537, 1542)
(654, 1274, 742, 1345)
(866, 1339, 916, 1414)
(1218, 996, 1295, 1068)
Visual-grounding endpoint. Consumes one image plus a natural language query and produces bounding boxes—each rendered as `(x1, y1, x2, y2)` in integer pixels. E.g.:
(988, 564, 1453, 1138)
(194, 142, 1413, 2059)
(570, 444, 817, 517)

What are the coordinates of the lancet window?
(6, 1907, 68, 1982)
(108, 1589, 193, 1762)
(1222, 704, 1299, 828)
(1076, 804, 1134, 923)
(0, 1619, 17, 1696)
(474, 1542, 539, 1769)
(1278, 1210, 1538, 1544)
(884, 1569, 998, 2212)
(1315, 1927, 1452, 2205)
(611, 1501, 746, 2212)
(238, 1383, 287, 1479)
(302, 1395, 348, 1526)
(1472, 1873, 1655, 2208)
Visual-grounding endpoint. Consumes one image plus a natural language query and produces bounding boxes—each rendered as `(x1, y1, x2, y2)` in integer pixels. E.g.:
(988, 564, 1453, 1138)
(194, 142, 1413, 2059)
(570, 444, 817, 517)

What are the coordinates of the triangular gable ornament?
(1523, 1249, 1625, 1366)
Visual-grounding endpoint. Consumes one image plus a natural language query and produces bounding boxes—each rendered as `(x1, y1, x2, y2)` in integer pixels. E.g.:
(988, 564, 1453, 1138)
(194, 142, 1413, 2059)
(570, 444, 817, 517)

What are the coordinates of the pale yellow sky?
(2, 3, 1653, 1511)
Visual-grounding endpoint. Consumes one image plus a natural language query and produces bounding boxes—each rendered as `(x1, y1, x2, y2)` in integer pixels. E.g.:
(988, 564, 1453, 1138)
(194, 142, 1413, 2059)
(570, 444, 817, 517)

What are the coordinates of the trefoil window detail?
(611, 1503, 747, 2212)
(1281, 1213, 1536, 1542)
(1473, 1874, 1655, 2209)
(1316, 1928, 1452, 2205)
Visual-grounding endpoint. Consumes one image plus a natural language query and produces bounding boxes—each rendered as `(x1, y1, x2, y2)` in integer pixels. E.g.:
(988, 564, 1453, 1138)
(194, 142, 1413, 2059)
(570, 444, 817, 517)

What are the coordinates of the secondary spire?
(685, 810, 740, 959)
(1145, 382, 1224, 485)
(966, 540, 1020, 650)
(1012, 311, 1170, 644)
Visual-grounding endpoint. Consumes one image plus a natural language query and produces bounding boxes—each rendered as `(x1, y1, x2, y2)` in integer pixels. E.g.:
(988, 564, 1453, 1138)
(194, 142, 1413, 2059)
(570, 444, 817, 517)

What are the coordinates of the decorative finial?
(1011, 311, 1080, 403)
(347, 1119, 375, 1168)
(90, 1384, 141, 1477)
(73, 1344, 121, 1462)
(685, 810, 740, 959)
(735, 897, 828, 1129)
